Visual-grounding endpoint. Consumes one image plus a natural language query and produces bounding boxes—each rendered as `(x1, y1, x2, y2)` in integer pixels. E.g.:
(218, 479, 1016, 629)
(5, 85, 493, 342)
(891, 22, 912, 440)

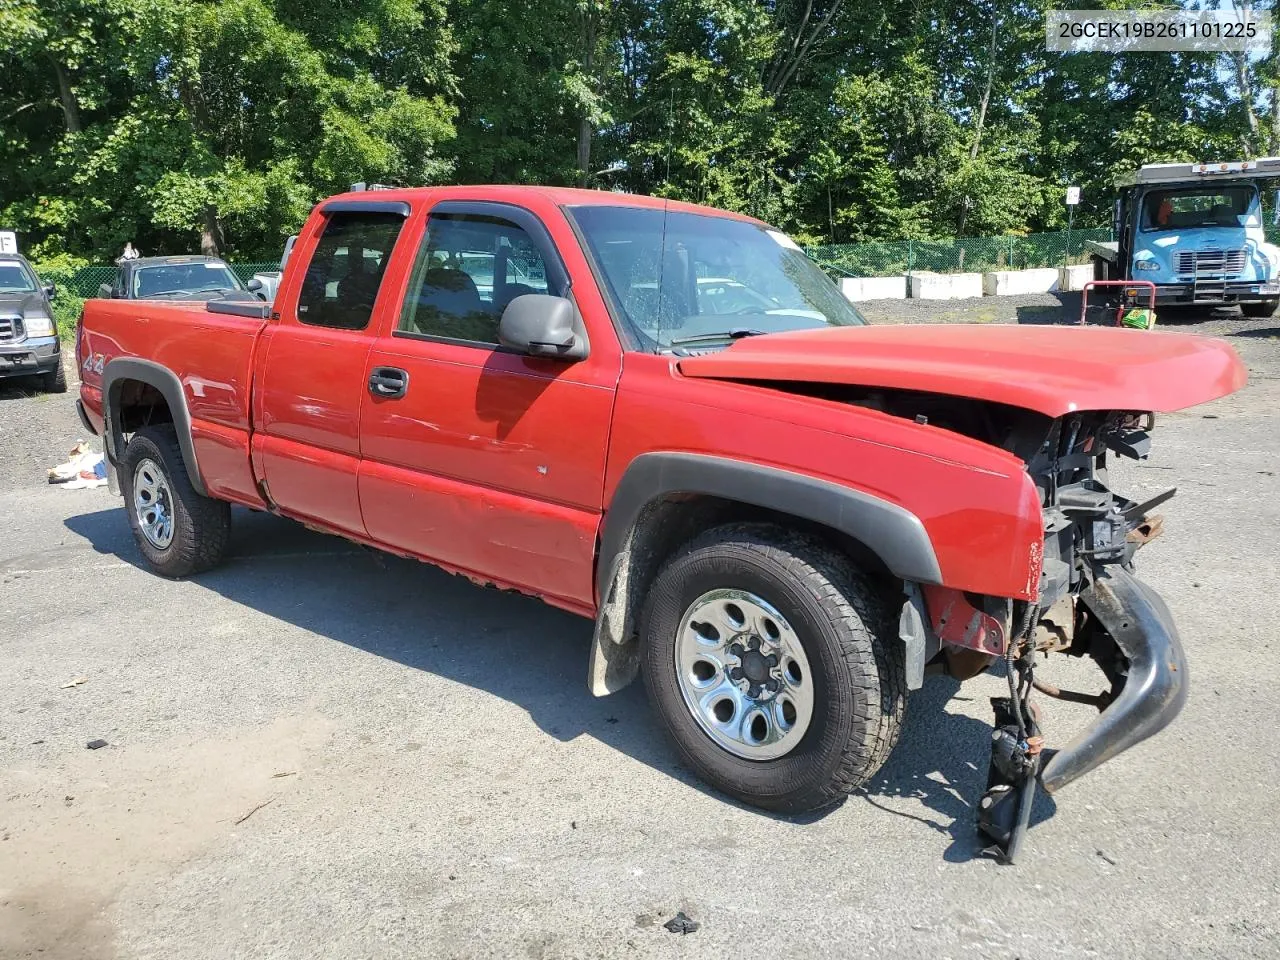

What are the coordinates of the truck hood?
(676, 324, 1246, 418)
(0, 292, 48, 319)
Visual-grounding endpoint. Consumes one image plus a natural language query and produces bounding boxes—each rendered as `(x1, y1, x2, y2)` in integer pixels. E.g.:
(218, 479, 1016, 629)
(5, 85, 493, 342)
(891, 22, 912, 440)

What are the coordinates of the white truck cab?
(1090, 158, 1280, 318)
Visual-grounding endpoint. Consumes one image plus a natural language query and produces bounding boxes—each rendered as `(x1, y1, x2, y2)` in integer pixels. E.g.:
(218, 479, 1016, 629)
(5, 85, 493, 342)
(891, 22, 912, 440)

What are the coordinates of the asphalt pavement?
(2, 299, 1278, 959)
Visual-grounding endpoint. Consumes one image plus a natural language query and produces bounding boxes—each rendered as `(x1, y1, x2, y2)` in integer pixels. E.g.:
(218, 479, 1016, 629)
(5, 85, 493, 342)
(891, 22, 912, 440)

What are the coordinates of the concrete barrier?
(907, 270, 983, 300)
(1058, 264, 1094, 291)
(982, 267, 1060, 296)
(839, 276, 906, 301)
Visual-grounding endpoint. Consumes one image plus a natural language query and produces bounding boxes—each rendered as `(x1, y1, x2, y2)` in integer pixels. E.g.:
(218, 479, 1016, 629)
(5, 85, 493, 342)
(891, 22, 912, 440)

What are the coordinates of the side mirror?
(498, 294, 586, 360)
(97, 283, 113, 299)
(44, 282, 57, 299)
(247, 277, 264, 292)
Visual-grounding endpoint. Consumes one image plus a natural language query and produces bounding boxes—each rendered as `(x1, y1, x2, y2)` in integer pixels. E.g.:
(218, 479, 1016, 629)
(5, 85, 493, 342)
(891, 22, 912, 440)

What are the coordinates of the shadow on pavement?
(0, 376, 47, 401)
(1014, 291, 1079, 326)
(858, 676, 1056, 863)
(65, 503, 1041, 856)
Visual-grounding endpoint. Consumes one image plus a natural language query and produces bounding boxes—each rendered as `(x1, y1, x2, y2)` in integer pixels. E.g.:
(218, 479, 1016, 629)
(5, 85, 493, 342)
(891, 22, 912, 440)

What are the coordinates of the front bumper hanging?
(977, 566, 1188, 863)
(1039, 566, 1188, 793)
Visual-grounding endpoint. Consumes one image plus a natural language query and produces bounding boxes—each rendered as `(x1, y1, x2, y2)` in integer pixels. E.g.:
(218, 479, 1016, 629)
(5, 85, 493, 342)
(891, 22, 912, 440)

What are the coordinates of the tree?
(0, 0, 456, 259)
(0, 0, 1268, 260)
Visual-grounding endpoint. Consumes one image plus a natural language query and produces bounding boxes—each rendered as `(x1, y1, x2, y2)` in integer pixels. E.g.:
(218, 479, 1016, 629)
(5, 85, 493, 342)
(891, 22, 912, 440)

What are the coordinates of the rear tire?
(41, 359, 67, 394)
(1242, 299, 1278, 319)
(640, 523, 905, 814)
(120, 425, 231, 577)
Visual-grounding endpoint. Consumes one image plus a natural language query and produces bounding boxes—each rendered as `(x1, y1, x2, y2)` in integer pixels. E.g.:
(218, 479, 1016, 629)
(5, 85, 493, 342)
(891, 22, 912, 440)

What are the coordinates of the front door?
(358, 201, 620, 610)
(254, 204, 411, 535)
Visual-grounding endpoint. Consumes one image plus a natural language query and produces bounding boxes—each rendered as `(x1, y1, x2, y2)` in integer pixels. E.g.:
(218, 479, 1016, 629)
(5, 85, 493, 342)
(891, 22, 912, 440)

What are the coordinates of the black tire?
(41, 359, 67, 394)
(120, 425, 231, 577)
(640, 523, 905, 814)
(1242, 299, 1278, 319)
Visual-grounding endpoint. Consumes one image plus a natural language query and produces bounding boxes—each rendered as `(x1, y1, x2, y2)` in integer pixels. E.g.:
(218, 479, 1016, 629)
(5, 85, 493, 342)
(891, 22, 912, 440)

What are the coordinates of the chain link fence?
(806, 227, 1114, 278)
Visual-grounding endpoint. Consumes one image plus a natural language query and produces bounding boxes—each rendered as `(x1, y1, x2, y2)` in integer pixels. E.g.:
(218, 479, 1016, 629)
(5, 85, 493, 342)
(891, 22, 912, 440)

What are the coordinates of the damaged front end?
(915, 411, 1189, 863)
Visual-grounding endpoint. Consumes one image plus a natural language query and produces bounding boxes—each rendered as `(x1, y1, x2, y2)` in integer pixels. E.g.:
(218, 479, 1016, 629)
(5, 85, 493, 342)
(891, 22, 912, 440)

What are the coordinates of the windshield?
(569, 205, 865, 350)
(133, 262, 244, 298)
(1141, 187, 1257, 231)
(0, 262, 37, 294)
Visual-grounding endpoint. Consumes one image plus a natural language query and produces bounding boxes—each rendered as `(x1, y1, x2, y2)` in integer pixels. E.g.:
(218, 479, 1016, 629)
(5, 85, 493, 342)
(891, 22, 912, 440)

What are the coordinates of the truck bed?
(79, 298, 268, 505)
(1084, 239, 1119, 263)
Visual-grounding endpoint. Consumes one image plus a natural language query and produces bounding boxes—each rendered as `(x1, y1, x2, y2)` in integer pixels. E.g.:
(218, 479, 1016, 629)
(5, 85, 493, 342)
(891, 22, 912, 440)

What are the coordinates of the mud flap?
(1039, 567, 1188, 794)
(587, 555, 639, 696)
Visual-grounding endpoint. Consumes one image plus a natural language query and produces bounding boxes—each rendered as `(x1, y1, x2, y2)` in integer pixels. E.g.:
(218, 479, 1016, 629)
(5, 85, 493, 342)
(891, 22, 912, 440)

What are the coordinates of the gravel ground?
(2, 303, 1279, 959)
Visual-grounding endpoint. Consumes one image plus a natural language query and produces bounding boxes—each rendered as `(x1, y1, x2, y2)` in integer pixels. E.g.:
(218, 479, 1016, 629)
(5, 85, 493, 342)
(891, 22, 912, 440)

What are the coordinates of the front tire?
(120, 425, 231, 577)
(41, 359, 67, 394)
(1242, 299, 1278, 319)
(640, 523, 905, 814)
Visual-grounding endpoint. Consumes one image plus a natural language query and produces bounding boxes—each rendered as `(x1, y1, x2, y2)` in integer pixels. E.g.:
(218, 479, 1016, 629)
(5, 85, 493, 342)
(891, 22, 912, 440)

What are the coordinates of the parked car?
(0, 251, 65, 392)
(97, 256, 257, 303)
(75, 185, 1247, 861)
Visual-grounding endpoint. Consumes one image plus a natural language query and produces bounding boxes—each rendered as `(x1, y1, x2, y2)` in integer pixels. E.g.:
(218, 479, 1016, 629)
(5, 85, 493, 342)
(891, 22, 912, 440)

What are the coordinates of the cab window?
(1141, 187, 1256, 231)
(297, 212, 406, 330)
(397, 213, 556, 345)
(0, 261, 36, 293)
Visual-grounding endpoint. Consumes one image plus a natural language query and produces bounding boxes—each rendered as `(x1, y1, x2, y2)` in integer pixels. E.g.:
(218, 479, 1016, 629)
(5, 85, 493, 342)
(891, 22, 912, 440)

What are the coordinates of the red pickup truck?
(77, 186, 1245, 860)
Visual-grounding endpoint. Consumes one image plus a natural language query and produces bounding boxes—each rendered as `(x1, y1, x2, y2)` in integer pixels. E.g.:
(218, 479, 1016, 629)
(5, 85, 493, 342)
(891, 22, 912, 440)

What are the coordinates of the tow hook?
(978, 695, 1045, 864)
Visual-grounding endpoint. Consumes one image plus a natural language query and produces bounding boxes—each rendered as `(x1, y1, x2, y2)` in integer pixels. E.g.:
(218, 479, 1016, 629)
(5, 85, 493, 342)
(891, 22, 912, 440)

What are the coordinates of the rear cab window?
(296, 210, 408, 330)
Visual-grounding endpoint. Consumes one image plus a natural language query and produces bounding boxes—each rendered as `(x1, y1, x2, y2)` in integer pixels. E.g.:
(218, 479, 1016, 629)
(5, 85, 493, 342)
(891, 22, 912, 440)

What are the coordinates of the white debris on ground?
(47, 440, 108, 489)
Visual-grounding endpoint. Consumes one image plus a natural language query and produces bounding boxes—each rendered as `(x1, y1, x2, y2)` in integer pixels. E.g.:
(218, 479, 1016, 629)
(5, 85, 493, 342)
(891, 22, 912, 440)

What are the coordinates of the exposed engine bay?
(971, 407, 1184, 862)
(830, 387, 1187, 863)
(689, 377, 1195, 862)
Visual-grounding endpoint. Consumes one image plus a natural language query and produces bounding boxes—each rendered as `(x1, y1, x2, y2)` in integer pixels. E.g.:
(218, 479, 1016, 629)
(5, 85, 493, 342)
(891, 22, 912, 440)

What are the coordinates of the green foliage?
(1, 0, 455, 259)
(30, 254, 92, 340)
(0, 0, 1271, 259)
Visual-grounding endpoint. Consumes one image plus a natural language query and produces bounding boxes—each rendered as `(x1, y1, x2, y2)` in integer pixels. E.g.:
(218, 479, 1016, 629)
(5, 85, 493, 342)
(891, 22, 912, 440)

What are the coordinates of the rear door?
(252, 201, 412, 535)
(357, 199, 622, 610)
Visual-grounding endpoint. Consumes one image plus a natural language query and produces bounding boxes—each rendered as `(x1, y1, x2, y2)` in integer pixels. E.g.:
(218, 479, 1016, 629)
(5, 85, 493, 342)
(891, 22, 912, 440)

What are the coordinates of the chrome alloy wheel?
(132, 458, 175, 549)
(674, 589, 814, 760)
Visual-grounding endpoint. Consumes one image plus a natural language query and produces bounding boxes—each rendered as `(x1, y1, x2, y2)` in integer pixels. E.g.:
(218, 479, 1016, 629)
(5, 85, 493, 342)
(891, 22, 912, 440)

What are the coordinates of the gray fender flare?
(102, 357, 207, 497)
(587, 452, 943, 696)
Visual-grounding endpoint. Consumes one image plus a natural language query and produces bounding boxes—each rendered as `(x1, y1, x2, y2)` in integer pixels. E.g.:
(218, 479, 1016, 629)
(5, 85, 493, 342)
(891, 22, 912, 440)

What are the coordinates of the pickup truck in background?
(76, 185, 1246, 861)
(1, 250, 65, 392)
